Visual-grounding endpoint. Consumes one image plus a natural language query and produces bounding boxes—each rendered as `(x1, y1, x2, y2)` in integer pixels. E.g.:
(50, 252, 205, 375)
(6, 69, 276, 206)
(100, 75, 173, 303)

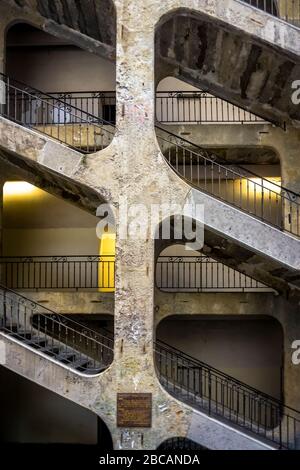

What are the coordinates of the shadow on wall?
(0, 366, 113, 447)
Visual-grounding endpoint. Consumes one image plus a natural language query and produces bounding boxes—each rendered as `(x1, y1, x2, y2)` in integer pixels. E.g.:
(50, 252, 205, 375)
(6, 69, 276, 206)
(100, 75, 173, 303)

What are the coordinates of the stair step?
(71, 357, 90, 370)
(26, 336, 47, 346)
(56, 350, 77, 363)
(38, 345, 60, 357)
(11, 330, 32, 340)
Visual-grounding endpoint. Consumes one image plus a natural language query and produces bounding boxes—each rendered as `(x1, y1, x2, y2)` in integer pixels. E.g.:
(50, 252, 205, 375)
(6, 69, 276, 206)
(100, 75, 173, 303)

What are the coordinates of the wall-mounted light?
(99, 233, 116, 293)
(3, 181, 39, 199)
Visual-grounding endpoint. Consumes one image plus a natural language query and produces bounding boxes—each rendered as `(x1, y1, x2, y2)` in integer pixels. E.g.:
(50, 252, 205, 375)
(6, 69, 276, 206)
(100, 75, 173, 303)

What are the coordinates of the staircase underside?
(0, 119, 105, 215)
(156, 11, 300, 126)
(3, 0, 116, 60)
(3, 0, 300, 127)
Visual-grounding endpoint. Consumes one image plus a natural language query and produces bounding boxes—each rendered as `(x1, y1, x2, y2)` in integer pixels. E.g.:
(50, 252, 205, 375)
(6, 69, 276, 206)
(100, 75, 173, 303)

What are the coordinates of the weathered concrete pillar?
(0, 22, 5, 74)
(110, 0, 191, 450)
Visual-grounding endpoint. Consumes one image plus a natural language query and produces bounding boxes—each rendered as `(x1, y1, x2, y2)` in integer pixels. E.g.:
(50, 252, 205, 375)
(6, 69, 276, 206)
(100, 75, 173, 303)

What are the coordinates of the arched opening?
(2, 20, 116, 152)
(155, 313, 284, 435)
(156, 314, 283, 401)
(0, 365, 113, 448)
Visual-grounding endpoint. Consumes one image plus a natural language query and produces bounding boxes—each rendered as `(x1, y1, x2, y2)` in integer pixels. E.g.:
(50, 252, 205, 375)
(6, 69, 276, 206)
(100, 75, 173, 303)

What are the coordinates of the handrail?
(0, 255, 115, 290)
(156, 125, 292, 195)
(0, 73, 115, 153)
(156, 339, 284, 408)
(0, 284, 114, 372)
(0, 254, 272, 293)
(155, 90, 269, 125)
(0, 284, 113, 347)
(45, 89, 268, 125)
(155, 339, 300, 449)
(156, 126, 300, 237)
(0, 74, 114, 126)
(156, 255, 273, 292)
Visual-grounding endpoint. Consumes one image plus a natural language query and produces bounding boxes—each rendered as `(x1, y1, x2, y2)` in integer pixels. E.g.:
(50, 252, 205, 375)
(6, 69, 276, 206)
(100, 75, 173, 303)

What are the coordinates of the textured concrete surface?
(0, 0, 299, 451)
(156, 7, 300, 126)
(187, 410, 275, 450)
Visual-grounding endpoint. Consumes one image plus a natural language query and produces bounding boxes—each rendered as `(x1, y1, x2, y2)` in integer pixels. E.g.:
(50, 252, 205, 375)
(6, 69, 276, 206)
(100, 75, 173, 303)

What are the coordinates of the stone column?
(271, 127, 300, 236)
(110, 0, 190, 449)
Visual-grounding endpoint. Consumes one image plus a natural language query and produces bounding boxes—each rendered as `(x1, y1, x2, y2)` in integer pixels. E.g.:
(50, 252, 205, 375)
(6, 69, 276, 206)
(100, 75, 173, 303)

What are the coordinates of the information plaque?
(117, 393, 152, 428)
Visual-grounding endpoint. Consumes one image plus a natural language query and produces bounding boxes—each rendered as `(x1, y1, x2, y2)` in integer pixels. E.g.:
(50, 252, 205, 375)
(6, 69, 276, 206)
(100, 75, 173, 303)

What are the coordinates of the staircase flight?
(0, 285, 113, 375)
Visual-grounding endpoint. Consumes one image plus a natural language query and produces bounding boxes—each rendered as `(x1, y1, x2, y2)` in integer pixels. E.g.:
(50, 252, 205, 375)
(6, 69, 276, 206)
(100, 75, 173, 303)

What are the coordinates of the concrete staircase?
(0, 285, 113, 376)
(155, 339, 300, 450)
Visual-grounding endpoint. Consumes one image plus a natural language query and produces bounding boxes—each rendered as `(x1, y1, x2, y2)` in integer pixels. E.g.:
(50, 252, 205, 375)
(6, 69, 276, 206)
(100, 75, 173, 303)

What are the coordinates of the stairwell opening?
(2, 21, 116, 152)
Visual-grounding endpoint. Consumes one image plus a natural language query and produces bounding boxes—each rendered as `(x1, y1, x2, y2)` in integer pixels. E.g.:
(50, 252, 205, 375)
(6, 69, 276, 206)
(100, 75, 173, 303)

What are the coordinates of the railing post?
(208, 370, 212, 415)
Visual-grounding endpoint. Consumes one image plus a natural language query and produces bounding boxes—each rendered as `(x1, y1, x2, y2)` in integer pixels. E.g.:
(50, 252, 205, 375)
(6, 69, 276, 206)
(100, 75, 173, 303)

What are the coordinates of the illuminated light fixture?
(247, 177, 282, 195)
(99, 232, 115, 293)
(3, 181, 39, 198)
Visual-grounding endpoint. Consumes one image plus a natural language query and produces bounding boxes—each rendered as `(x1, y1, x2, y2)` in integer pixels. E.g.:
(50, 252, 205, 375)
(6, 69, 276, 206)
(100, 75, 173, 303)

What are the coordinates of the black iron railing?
(0, 285, 114, 373)
(156, 256, 273, 292)
(155, 340, 300, 449)
(40, 91, 116, 125)
(0, 255, 272, 293)
(156, 126, 300, 237)
(0, 256, 115, 290)
(0, 74, 115, 153)
(241, 0, 300, 26)
(47, 90, 267, 125)
(156, 91, 267, 124)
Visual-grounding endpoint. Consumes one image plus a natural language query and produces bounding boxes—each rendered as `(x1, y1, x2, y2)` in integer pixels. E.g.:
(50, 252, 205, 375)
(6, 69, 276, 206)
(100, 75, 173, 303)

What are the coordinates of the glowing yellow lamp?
(3, 181, 40, 198)
(99, 233, 115, 293)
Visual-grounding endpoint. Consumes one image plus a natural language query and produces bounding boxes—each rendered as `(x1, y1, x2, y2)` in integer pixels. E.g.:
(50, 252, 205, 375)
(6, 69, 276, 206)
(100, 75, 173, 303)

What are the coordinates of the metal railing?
(155, 340, 300, 449)
(156, 256, 273, 292)
(157, 126, 300, 237)
(156, 91, 267, 124)
(0, 255, 271, 293)
(0, 256, 115, 290)
(46, 90, 267, 125)
(0, 285, 114, 372)
(241, 0, 300, 27)
(0, 74, 115, 153)
(42, 91, 116, 125)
